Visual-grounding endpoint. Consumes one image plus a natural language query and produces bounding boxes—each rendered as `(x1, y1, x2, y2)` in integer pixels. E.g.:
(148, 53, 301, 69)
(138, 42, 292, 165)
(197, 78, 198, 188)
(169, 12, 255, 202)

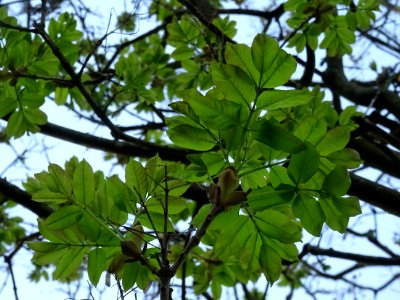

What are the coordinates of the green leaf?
(48, 163, 73, 197)
(254, 119, 306, 153)
(73, 160, 95, 206)
(183, 89, 246, 129)
(326, 148, 362, 168)
(322, 166, 351, 197)
(43, 205, 83, 230)
(55, 87, 69, 105)
(122, 261, 139, 291)
(316, 126, 351, 156)
(254, 210, 302, 243)
(126, 159, 148, 200)
(171, 45, 194, 60)
(146, 196, 188, 215)
(262, 237, 298, 262)
(88, 248, 106, 286)
(259, 244, 281, 285)
(332, 196, 361, 217)
(225, 43, 259, 84)
(248, 185, 295, 211)
(107, 176, 136, 213)
(251, 34, 296, 88)
(167, 124, 216, 151)
(257, 89, 311, 110)
(6, 110, 27, 138)
(319, 195, 349, 233)
(0, 97, 17, 118)
(287, 144, 320, 184)
(53, 246, 86, 280)
(32, 189, 68, 204)
(292, 194, 325, 236)
(211, 64, 256, 106)
(138, 212, 174, 232)
(136, 263, 154, 291)
(30, 243, 68, 265)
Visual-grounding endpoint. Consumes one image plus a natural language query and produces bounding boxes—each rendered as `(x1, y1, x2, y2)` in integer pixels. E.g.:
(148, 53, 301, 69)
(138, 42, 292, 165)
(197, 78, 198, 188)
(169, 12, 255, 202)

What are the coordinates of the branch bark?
(349, 173, 400, 217)
(322, 57, 400, 120)
(0, 177, 52, 218)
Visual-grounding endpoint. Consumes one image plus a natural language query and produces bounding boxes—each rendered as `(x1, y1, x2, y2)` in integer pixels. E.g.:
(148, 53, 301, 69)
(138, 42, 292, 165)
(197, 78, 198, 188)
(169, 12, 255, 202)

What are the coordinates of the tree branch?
(0, 177, 52, 218)
(303, 244, 400, 265)
(349, 173, 400, 217)
(322, 56, 400, 120)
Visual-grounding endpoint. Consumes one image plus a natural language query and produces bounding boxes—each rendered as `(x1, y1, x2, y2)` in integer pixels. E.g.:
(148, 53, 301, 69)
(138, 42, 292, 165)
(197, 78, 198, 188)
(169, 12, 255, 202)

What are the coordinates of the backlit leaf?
(43, 205, 83, 230)
(257, 89, 311, 110)
(251, 34, 296, 88)
(73, 160, 95, 206)
(126, 159, 148, 200)
(88, 248, 106, 286)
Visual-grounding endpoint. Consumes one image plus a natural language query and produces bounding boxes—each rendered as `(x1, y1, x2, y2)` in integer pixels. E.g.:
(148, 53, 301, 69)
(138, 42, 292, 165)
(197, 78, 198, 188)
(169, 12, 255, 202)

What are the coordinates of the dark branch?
(349, 173, 400, 217)
(304, 244, 400, 265)
(0, 177, 52, 218)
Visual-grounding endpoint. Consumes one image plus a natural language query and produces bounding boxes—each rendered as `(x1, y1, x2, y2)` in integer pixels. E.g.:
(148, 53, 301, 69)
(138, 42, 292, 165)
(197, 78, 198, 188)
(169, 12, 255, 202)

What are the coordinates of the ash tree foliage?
(0, 0, 400, 299)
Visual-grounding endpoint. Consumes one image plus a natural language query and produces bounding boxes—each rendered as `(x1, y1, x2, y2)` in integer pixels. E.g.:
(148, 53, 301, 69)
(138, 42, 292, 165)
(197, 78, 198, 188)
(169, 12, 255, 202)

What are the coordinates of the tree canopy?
(0, 0, 400, 299)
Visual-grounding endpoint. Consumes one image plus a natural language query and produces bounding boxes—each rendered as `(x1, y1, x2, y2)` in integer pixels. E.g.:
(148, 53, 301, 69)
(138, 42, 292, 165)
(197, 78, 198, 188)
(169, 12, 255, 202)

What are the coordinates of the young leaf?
(251, 34, 296, 88)
(254, 119, 306, 154)
(88, 248, 106, 286)
(287, 144, 320, 184)
(126, 159, 148, 200)
(73, 160, 95, 206)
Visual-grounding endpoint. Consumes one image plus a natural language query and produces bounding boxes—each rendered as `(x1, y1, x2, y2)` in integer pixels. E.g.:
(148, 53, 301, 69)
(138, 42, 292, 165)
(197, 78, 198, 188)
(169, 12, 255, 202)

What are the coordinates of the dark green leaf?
(332, 196, 361, 217)
(254, 119, 306, 153)
(248, 185, 295, 211)
(322, 166, 351, 197)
